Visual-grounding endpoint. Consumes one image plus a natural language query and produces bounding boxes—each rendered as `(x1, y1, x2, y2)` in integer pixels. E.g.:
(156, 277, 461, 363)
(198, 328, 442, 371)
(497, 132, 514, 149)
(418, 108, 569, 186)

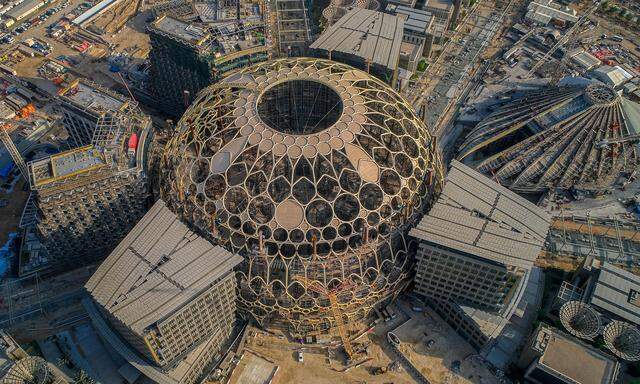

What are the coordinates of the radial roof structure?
(458, 79, 640, 193)
(160, 58, 443, 333)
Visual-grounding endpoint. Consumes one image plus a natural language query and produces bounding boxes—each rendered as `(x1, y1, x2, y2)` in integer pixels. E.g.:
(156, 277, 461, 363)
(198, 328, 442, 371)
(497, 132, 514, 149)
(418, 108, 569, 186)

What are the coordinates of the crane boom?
(598, 134, 640, 147)
(293, 275, 356, 360)
(0, 126, 28, 179)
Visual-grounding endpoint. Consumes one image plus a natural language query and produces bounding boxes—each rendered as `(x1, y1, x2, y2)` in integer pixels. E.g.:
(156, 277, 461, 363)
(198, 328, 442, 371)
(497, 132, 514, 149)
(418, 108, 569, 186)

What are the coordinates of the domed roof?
(160, 58, 443, 333)
(458, 80, 640, 193)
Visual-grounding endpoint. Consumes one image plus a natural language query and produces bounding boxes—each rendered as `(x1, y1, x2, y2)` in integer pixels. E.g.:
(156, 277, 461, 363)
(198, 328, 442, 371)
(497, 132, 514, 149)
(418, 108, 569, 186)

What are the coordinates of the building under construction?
(57, 79, 133, 147)
(545, 215, 640, 270)
(458, 79, 640, 194)
(274, 0, 311, 56)
(159, 58, 444, 335)
(147, 15, 270, 117)
(410, 161, 551, 368)
(28, 96, 153, 272)
(84, 200, 242, 384)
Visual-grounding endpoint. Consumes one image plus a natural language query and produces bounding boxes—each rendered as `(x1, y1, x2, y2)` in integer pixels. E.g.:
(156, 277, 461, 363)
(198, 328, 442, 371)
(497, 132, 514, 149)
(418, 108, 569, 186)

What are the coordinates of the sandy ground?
(9, 0, 150, 90)
(234, 300, 500, 384)
(393, 309, 499, 384)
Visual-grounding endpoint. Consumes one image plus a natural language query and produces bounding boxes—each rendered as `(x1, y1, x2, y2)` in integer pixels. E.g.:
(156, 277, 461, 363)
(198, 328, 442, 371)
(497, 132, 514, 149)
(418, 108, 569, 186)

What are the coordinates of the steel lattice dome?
(160, 58, 443, 334)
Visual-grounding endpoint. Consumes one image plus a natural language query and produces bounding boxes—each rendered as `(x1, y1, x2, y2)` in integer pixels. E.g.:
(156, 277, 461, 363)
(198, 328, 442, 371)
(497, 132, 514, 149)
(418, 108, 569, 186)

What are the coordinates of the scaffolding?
(0, 273, 43, 328)
(546, 215, 640, 268)
(275, 0, 311, 55)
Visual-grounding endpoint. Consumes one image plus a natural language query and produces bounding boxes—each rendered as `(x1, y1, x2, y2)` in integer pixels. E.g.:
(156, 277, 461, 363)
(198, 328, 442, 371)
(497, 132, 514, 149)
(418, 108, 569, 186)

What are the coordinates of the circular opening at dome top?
(257, 80, 343, 135)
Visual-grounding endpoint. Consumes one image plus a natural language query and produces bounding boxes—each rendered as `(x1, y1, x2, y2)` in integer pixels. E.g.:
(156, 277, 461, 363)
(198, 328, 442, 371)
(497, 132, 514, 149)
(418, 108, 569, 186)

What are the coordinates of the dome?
(2, 357, 50, 384)
(160, 58, 443, 334)
(458, 80, 640, 193)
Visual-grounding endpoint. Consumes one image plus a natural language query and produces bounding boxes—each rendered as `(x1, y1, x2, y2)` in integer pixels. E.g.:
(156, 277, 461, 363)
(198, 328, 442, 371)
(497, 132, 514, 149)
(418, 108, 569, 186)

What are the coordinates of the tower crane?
(0, 117, 37, 181)
(293, 275, 360, 361)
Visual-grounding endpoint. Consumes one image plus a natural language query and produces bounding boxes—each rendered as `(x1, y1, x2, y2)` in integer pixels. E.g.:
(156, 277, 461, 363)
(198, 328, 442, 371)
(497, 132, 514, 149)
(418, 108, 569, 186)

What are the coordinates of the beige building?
(520, 324, 619, 384)
(410, 161, 551, 368)
(84, 199, 243, 384)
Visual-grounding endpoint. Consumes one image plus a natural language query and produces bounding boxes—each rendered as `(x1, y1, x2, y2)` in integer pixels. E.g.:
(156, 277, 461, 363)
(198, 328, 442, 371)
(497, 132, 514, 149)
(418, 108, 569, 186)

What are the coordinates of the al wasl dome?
(160, 58, 444, 334)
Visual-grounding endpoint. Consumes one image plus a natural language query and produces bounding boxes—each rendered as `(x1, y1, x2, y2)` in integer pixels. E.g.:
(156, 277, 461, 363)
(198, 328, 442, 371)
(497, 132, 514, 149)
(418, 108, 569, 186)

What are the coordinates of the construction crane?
(293, 275, 359, 361)
(0, 115, 39, 181)
(526, 1, 601, 78)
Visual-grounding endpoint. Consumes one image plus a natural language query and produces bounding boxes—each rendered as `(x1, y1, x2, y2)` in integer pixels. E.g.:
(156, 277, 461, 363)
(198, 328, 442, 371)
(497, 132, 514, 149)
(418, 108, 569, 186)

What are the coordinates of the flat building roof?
(59, 79, 127, 114)
(28, 145, 107, 187)
(531, 325, 619, 384)
(424, 0, 453, 11)
(388, 4, 434, 35)
(310, 8, 404, 71)
(149, 16, 268, 62)
(150, 15, 208, 45)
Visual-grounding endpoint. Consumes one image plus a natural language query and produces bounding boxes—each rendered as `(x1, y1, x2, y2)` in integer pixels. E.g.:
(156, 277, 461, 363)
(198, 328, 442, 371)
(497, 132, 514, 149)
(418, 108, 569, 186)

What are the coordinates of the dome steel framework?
(603, 320, 640, 361)
(458, 81, 640, 193)
(160, 58, 443, 334)
(1, 357, 50, 384)
(559, 301, 602, 340)
(322, 0, 380, 27)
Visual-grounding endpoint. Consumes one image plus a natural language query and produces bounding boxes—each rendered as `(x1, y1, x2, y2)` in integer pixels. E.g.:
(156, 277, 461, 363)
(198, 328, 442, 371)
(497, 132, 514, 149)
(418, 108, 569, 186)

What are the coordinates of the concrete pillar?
(423, 33, 434, 58)
(450, 0, 462, 30)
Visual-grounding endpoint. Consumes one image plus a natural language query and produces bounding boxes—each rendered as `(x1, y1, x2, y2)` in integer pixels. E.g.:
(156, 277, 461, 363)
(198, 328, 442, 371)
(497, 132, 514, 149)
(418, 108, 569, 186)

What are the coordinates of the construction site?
(160, 57, 444, 338)
(232, 299, 500, 384)
(3, 0, 640, 382)
(457, 80, 640, 195)
(147, 6, 269, 117)
(20, 80, 153, 272)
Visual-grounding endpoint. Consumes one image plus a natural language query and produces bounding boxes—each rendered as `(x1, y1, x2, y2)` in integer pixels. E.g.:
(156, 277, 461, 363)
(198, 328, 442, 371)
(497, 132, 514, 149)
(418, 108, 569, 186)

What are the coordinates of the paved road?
(422, 9, 508, 130)
(0, 0, 100, 77)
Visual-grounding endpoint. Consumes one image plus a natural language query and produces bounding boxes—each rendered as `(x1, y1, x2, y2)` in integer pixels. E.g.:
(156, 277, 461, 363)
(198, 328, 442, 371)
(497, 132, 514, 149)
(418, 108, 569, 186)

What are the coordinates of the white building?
(525, 0, 578, 26)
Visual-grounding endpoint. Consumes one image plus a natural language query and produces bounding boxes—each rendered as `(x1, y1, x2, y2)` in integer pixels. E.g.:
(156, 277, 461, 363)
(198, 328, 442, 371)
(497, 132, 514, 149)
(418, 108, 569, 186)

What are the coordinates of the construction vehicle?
(372, 366, 388, 375)
(526, 1, 600, 78)
(293, 275, 360, 362)
(17, 103, 35, 119)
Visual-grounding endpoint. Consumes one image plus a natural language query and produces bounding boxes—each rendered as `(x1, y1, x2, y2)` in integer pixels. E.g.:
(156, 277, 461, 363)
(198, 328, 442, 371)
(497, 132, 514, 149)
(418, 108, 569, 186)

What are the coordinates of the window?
(628, 289, 640, 307)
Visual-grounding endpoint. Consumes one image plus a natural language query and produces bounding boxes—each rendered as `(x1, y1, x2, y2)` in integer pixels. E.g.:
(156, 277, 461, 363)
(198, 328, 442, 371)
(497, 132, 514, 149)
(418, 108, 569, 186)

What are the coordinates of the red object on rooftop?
(128, 133, 138, 150)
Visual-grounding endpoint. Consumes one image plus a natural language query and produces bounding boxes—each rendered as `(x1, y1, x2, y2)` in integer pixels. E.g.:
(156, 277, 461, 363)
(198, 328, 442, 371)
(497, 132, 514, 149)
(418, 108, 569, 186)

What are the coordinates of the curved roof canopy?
(458, 80, 640, 192)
